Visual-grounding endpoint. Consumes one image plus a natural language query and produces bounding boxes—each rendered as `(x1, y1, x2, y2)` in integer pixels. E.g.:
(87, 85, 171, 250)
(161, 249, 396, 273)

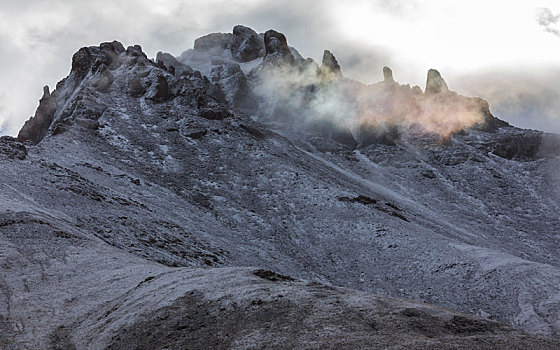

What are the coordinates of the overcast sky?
(2, 0, 560, 135)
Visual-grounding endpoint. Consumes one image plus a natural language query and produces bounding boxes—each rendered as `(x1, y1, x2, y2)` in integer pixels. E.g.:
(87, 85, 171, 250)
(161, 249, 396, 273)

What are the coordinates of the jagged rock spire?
(42, 86, 50, 99)
(321, 50, 341, 75)
(425, 69, 449, 94)
(17, 86, 57, 144)
(263, 30, 294, 65)
(383, 66, 394, 83)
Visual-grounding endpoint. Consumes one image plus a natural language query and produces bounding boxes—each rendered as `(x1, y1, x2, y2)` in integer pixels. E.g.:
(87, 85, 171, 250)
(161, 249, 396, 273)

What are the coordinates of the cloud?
(536, 7, 560, 36)
(454, 68, 560, 134)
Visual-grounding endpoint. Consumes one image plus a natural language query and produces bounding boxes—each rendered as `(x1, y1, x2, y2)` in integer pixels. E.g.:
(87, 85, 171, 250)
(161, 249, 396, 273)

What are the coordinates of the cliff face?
(3, 26, 560, 349)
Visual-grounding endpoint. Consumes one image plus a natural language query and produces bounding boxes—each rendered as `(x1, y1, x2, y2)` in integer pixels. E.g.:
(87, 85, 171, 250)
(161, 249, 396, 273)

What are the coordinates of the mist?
(454, 68, 560, 134)
(254, 61, 488, 141)
(2, 0, 560, 136)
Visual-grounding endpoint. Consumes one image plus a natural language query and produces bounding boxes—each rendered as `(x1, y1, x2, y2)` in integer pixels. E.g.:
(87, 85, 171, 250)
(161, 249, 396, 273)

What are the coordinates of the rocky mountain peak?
(383, 66, 395, 83)
(425, 68, 449, 94)
(321, 50, 342, 75)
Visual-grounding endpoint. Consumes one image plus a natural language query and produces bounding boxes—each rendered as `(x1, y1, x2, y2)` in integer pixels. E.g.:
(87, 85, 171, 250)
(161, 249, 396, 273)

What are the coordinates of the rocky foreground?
(2, 26, 560, 349)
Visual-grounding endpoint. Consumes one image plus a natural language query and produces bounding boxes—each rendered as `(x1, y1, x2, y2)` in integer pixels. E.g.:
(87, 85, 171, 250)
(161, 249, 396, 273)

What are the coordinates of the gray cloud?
(536, 7, 560, 36)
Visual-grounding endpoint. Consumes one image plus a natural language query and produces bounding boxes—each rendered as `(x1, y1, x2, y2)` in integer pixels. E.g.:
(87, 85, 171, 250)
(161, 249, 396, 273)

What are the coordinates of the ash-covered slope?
(2, 25, 560, 349)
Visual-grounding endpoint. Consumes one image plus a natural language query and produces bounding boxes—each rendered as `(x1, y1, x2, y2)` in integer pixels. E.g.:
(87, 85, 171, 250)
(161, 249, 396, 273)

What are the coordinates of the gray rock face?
(231, 25, 265, 62)
(425, 69, 449, 94)
(472, 98, 510, 132)
(383, 66, 395, 83)
(0, 136, 27, 159)
(156, 51, 193, 76)
(194, 32, 233, 54)
(357, 122, 399, 146)
(149, 75, 172, 102)
(17, 85, 57, 144)
(210, 63, 255, 112)
(321, 50, 341, 75)
(263, 30, 295, 65)
(4, 29, 560, 349)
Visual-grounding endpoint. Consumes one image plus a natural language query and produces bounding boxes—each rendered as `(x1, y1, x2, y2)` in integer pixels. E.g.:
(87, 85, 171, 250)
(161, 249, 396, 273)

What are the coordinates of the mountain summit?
(2, 25, 560, 349)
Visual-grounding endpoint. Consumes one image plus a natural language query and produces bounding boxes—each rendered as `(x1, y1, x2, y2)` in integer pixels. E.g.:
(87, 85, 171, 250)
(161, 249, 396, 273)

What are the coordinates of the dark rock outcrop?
(98, 41, 124, 70)
(491, 132, 545, 160)
(425, 69, 449, 94)
(263, 30, 294, 65)
(383, 66, 394, 83)
(126, 45, 147, 58)
(71, 48, 95, 81)
(199, 107, 233, 120)
(357, 123, 399, 147)
(149, 75, 173, 103)
(92, 65, 114, 93)
(194, 33, 233, 56)
(75, 118, 99, 130)
(129, 75, 146, 97)
(321, 50, 341, 76)
(473, 98, 509, 132)
(156, 52, 193, 76)
(231, 25, 265, 62)
(0, 136, 27, 160)
(17, 86, 57, 144)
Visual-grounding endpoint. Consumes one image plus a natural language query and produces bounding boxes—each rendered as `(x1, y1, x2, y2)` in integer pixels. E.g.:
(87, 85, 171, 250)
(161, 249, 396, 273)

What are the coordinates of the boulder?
(99, 41, 124, 70)
(231, 25, 265, 62)
(71, 47, 95, 80)
(156, 52, 193, 76)
(149, 75, 173, 103)
(17, 85, 57, 144)
(126, 45, 147, 58)
(0, 136, 27, 160)
(194, 33, 233, 56)
(129, 75, 146, 97)
(472, 98, 509, 132)
(210, 63, 256, 112)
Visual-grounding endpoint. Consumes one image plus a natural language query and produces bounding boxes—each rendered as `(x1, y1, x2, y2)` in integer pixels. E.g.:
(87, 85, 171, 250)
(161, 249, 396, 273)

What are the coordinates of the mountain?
(2, 25, 560, 349)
